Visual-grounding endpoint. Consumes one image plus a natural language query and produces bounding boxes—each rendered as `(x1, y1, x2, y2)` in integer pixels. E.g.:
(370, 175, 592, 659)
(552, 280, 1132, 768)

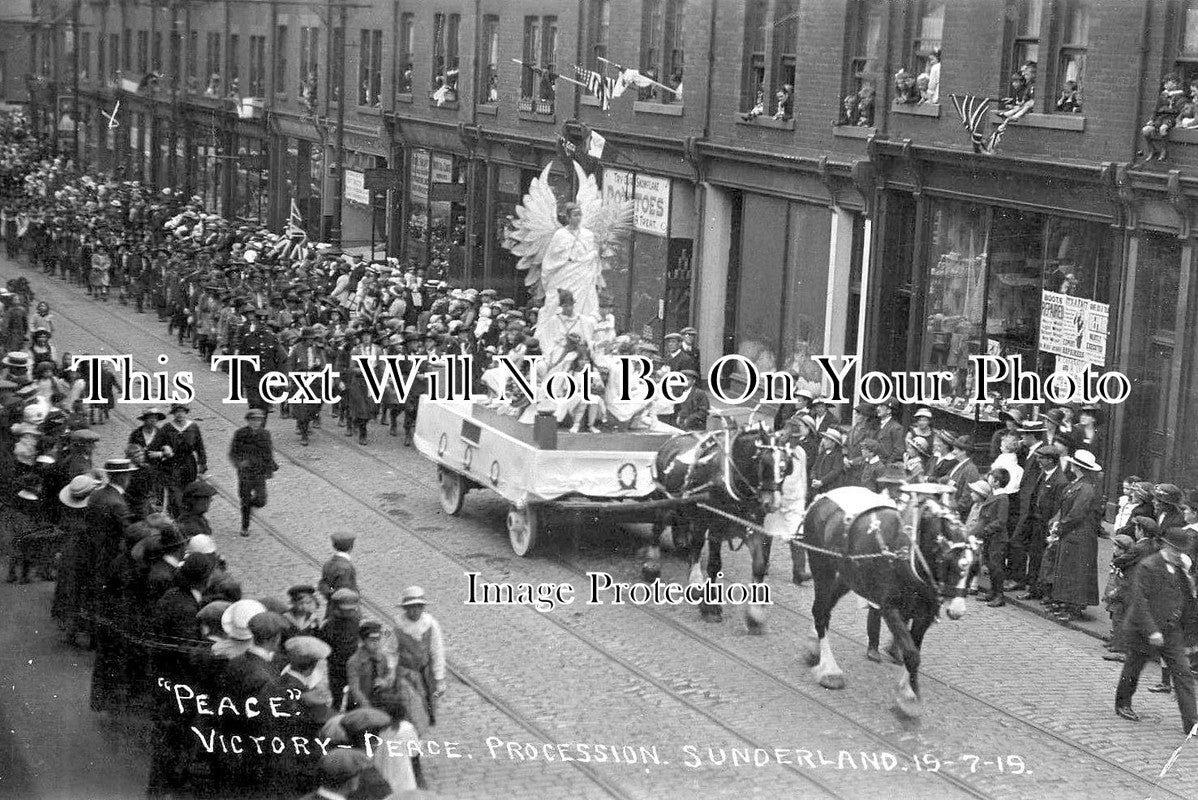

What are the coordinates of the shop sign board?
(410, 149, 430, 204)
(1039, 290, 1108, 367)
(633, 175, 670, 236)
(603, 169, 633, 205)
(363, 167, 403, 190)
(344, 170, 370, 205)
(431, 153, 454, 185)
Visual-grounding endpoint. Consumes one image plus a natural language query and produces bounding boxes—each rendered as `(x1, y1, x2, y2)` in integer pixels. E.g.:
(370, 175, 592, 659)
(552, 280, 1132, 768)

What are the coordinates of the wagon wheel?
(438, 468, 466, 515)
(507, 505, 541, 557)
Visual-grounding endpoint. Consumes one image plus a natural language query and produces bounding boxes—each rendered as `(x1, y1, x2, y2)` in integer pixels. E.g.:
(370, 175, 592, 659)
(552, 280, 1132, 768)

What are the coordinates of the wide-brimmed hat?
(998, 407, 1025, 424)
(1132, 516, 1160, 536)
(1153, 483, 1184, 506)
(1043, 408, 1067, 425)
(137, 407, 167, 422)
(820, 428, 846, 447)
(330, 588, 360, 607)
(221, 599, 268, 641)
(901, 482, 957, 495)
(1018, 419, 1047, 434)
(400, 586, 428, 607)
(1066, 449, 1101, 471)
(58, 474, 101, 508)
(69, 429, 101, 443)
(2, 351, 30, 368)
(968, 478, 993, 497)
(102, 458, 138, 473)
(913, 408, 933, 419)
(908, 436, 931, 458)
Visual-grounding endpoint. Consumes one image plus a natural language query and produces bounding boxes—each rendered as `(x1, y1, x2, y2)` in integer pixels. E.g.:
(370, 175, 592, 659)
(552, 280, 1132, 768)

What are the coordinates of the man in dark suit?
(671, 370, 709, 431)
(228, 408, 277, 537)
(1114, 527, 1198, 735)
(1012, 444, 1067, 600)
(1005, 421, 1047, 591)
(945, 436, 981, 520)
(809, 397, 838, 435)
(85, 458, 137, 569)
(297, 750, 371, 800)
(875, 399, 905, 464)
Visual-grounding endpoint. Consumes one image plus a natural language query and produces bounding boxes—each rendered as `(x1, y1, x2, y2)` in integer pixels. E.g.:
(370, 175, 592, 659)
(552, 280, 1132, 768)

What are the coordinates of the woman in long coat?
(51, 472, 105, 644)
(160, 404, 207, 517)
(1050, 453, 1103, 620)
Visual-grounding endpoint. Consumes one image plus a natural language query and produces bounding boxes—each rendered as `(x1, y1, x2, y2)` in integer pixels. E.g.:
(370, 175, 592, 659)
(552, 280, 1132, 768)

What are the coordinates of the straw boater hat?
(138, 407, 167, 422)
(1066, 449, 1101, 472)
(900, 482, 956, 495)
(820, 428, 846, 447)
(102, 458, 138, 473)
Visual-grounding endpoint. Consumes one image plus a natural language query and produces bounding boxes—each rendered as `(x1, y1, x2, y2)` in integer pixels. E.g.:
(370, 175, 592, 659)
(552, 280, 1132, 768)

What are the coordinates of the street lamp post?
(329, 0, 347, 247)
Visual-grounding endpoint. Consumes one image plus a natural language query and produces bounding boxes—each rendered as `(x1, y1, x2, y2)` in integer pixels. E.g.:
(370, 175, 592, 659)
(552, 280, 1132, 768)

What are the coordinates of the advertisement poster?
(1039, 290, 1108, 367)
(633, 174, 670, 236)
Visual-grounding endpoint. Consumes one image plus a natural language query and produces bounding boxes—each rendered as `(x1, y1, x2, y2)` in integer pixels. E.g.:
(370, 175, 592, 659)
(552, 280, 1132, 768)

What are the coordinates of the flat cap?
(284, 635, 331, 661)
(330, 588, 360, 606)
(247, 611, 288, 640)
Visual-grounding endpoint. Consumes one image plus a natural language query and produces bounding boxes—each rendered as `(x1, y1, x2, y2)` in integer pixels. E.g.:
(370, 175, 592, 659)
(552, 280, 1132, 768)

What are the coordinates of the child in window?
(1139, 74, 1186, 162)
(856, 85, 876, 126)
(1056, 80, 1082, 113)
(893, 68, 918, 104)
(741, 86, 766, 121)
(772, 83, 793, 120)
(999, 72, 1029, 110)
(915, 73, 932, 103)
(839, 93, 859, 125)
(1179, 101, 1198, 129)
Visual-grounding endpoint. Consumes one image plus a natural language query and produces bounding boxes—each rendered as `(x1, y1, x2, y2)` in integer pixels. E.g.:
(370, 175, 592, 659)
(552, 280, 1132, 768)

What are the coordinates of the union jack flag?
(575, 65, 616, 111)
(950, 94, 1011, 155)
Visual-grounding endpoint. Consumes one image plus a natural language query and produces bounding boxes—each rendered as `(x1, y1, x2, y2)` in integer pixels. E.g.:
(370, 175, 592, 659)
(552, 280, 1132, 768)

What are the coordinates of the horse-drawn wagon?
(413, 397, 691, 556)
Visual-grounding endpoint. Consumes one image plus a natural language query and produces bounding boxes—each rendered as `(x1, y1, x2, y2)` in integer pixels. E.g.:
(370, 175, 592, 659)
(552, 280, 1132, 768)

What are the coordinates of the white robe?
(537, 225, 601, 335)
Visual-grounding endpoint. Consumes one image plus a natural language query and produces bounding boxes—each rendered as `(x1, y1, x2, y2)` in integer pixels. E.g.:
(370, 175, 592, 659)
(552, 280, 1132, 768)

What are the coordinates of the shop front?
(337, 128, 389, 256)
(405, 148, 469, 279)
(271, 116, 323, 238)
(600, 168, 695, 343)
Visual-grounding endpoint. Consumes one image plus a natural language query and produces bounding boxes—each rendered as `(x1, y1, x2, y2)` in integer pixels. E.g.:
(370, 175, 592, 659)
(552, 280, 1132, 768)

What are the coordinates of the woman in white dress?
(537, 203, 602, 333)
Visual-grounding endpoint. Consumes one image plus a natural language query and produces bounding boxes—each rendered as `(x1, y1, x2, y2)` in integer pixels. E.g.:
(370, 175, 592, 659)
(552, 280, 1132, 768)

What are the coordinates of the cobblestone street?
(5, 261, 1198, 800)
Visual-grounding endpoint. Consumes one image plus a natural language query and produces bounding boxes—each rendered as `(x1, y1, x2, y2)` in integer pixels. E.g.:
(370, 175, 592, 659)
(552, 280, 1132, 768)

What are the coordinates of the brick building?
(26, 0, 1198, 485)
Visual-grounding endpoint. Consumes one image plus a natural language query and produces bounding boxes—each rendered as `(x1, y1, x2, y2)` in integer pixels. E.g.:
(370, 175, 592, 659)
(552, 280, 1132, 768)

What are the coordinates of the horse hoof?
(641, 563, 662, 583)
(744, 604, 767, 633)
(818, 673, 846, 690)
(894, 693, 923, 719)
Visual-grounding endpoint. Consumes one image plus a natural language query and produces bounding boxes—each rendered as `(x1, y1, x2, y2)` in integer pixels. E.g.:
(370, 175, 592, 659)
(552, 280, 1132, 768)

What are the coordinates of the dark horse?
(801, 486, 978, 716)
(651, 423, 792, 628)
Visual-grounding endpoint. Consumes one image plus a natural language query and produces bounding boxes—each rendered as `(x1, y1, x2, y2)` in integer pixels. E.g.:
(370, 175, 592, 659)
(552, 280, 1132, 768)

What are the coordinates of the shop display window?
(920, 199, 1112, 418)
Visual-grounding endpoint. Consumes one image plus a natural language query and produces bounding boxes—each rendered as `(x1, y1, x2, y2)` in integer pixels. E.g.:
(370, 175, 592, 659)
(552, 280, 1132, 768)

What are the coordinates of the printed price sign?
(1039, 291, 1108, 367)
(633, 175, 670, 236)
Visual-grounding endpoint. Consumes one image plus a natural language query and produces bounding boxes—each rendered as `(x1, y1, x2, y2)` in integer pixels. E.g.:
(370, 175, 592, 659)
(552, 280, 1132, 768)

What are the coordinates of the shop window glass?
(840, 0, 883, 127)
(398, 14, 414, 93)
(913, 0, 944, 74)
(1178, 1, 1198, 84)
(585, 0, 610, 71)
(922, 201, 989, 399)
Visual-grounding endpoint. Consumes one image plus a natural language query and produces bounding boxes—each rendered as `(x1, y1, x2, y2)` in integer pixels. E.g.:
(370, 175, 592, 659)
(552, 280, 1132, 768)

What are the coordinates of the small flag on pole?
(103, 101, 120, 129)
(574, 65, 616, 111)
(287, 199, 306, 238)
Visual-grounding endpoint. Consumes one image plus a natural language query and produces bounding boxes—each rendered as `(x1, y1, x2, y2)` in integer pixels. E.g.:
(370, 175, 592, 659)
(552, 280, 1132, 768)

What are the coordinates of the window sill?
(1169, 126, 1198, 143)
(988, 110, 1085, 131)
(633, 100, 683, 116)
(736, 115, 794, 130)
(427, 100, 459, 110)
(395, 92, 413, 104)
(580, 94, 599, 108)
(832, 123, 876, 139)
(357, 105, 384, 115)
(891, 100, 940, 118)
(476, 103, 498, 116)
(518, 110, 556, 124)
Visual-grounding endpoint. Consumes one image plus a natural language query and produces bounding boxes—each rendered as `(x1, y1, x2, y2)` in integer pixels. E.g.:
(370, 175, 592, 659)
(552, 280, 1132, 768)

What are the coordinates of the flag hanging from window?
(950, 94, 1013, 155)
(586, 130, 606, 159)
(574, 65, 616, 111)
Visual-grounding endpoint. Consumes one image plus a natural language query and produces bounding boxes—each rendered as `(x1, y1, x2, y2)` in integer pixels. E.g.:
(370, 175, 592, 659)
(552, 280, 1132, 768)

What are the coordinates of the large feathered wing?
(502, 163, 559, 297)
(573, 161, 633, 275)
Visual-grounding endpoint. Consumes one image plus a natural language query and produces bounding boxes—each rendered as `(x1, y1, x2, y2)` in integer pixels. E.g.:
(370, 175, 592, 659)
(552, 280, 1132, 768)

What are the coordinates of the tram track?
(36, 268, 1190, 799)
(36, 274, 853, 800)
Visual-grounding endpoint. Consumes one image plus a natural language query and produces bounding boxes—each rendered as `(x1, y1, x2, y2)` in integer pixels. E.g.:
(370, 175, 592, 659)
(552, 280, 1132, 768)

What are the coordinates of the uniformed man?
(237, 309, 281, 423)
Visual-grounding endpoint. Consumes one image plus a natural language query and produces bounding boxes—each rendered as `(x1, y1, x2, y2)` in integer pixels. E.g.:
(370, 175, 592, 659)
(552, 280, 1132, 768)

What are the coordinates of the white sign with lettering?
(410, 149, 430, 204)
(633, 174, 670, 236)
(343, 170, 370, 205)
(603, 169, 634, 206)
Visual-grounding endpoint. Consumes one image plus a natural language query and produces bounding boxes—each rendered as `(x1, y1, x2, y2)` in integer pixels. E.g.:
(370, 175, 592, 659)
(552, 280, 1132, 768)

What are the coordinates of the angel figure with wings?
(503, 162, 633, 339)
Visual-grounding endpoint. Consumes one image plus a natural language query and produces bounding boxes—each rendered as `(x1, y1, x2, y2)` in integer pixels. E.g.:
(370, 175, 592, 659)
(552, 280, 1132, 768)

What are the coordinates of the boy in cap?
(318, 532, 359, 602)
(228, 409, 277, 536)
(297, 750, 372, 800)
(346, 620, 394, 710)
(285, 584, 323, 634)
(319, 588, 362, 707)
(1103, 522, 1157, 662)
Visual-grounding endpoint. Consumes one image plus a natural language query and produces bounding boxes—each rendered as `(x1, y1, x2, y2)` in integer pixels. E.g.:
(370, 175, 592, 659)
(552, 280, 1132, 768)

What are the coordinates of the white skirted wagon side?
(413, 397, 688, 556)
